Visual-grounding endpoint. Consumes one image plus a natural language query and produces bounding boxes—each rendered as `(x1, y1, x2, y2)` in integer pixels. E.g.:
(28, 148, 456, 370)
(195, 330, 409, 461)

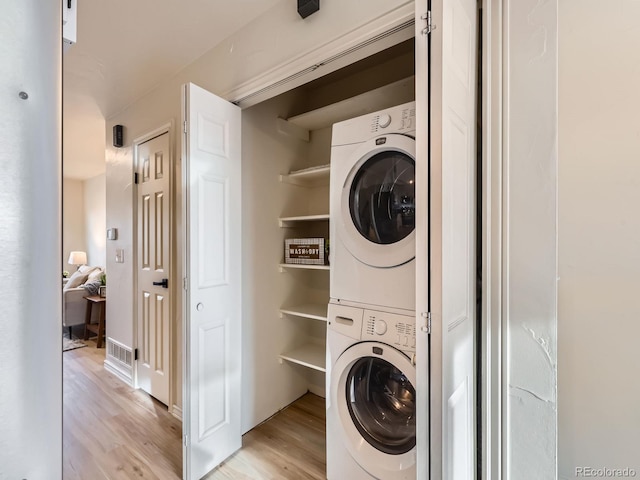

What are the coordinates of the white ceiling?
(63, 0, 283, 179)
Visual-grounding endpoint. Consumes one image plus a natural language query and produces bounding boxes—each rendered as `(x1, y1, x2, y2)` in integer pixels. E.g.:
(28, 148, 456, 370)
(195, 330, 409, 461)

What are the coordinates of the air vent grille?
(107, 338, 133, 367)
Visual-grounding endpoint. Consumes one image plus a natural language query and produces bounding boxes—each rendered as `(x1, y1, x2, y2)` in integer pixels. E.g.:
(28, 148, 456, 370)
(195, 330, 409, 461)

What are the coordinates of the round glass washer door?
(331, 342, 417, 478)
(346, 356, 416, 455)
(339, 134, 416, 268)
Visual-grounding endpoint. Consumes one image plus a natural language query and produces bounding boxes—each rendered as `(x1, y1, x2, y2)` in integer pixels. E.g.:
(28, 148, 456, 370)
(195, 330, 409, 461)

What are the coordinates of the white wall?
(0, 1, 62, 477)
(62, 176, 106, 270)
(105, 0, 412, 421)
(241, 90, 319, 430)
(62, 93, 106, 180)
(504, 0, 558, 477)
(84, 174, 106, 267)
(62, 178, 86, 270)
(558, 1, 640, 477)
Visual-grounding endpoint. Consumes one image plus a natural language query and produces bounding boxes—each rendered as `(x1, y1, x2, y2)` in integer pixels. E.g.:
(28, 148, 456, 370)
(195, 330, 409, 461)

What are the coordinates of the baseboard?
(104, 358, 134, 386)
(171, 404, 183, 421)
(308, 383, 326, 399)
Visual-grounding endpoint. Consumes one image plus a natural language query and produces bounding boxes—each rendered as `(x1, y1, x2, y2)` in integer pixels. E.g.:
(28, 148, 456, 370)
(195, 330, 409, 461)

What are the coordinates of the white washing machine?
(330, 101, 416, 313)
(326, 301, 417, 480)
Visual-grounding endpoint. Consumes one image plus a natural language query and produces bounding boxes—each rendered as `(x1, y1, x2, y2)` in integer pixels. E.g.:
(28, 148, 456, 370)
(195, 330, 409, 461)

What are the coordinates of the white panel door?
(439, 0, 478, 477)
(136, 131, 171, 406)
(416, 0, 478, 478)
(182, 83, 242, 480)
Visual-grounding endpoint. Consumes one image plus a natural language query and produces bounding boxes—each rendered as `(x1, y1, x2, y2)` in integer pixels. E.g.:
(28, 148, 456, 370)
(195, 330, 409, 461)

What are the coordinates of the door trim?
(224, 3, 415, 107)
(132, 121, 176, 414)
(482, 1, 504, 478)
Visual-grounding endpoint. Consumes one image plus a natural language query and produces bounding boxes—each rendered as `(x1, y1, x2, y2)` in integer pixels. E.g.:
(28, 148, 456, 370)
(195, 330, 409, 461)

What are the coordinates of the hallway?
(63, 344, 326, 479)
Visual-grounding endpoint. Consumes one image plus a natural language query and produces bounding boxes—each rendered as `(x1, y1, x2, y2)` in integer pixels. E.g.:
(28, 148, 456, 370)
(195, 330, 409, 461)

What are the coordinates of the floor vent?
(107, 338, 133, 367)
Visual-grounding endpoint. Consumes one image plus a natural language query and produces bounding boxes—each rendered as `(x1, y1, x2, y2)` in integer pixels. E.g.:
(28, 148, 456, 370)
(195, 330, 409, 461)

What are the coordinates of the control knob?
(374, 319, 388, 335)
(378, 113, 392, 128)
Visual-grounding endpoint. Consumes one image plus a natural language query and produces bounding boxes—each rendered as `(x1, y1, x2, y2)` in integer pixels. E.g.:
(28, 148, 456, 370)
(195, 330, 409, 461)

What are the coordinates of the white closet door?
(415, 0, 478, 478)
(182, 82, 242, 480)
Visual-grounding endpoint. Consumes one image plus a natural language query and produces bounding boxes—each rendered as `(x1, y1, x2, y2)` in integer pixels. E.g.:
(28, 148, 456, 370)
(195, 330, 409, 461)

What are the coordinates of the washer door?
(331, 342, 416, 478)
(339, 134, 416, 268)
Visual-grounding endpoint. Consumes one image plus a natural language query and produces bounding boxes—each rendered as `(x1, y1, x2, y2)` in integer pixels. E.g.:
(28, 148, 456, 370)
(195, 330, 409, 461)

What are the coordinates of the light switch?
(115, 249, 124, 263)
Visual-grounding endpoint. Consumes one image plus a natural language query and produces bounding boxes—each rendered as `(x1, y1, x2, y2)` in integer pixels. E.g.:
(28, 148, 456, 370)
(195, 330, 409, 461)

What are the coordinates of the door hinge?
(421, 312, 432, 334)
(134, 348, 139, 360)
(183, 434, 189, 447)
(183, 277, 188, 291)
(421, 10, 435, 35)
(134, 172, 139, 184)
(183, 121, 187, 134)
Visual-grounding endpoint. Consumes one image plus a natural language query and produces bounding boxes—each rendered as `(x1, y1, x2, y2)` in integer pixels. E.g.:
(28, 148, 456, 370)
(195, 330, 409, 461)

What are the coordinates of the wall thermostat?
(107, 228, 118, 240)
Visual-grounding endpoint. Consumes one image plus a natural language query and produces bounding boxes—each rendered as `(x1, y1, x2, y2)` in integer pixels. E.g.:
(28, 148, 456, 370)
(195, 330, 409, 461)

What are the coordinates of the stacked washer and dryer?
(327, 102, 418, 479)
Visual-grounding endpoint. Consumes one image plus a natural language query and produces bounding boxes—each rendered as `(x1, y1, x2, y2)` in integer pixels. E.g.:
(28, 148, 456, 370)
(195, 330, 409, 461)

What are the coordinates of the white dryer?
(330, 102, 416, 313)
(326, 301, 417, 480)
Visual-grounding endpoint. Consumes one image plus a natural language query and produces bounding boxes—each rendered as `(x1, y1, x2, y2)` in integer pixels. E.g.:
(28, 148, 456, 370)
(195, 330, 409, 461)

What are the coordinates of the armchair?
(62, 266, 104, 337)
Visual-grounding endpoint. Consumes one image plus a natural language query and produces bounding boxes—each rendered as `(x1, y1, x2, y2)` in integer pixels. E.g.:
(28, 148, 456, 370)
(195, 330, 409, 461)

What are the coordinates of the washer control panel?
(362, 309, 416, 352)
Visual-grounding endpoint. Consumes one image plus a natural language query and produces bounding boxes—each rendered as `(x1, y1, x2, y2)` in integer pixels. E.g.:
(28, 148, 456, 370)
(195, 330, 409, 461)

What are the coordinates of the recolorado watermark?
(576, 467, 637, 478)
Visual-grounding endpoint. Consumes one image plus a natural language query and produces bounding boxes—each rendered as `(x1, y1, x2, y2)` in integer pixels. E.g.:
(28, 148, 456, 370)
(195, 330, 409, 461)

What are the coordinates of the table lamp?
(68, 251, 87, 270)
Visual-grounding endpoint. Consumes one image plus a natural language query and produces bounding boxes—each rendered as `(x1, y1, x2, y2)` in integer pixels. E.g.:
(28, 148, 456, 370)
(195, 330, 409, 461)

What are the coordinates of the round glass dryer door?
(349, 151, 415, 246)
(339, 134, 416, 268)
(346, 356, 416, 455)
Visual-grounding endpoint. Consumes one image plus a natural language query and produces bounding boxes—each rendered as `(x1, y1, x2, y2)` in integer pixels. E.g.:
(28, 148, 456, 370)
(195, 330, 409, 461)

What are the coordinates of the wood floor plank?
(63, 341, 182, 480)
(207, 395, 326, 480)
(63, 341, 326, 480)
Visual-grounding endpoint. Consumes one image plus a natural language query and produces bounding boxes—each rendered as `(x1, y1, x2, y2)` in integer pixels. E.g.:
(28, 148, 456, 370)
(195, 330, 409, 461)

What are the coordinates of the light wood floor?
(205, 394, 326, 480)
(63, 341, 326, 479)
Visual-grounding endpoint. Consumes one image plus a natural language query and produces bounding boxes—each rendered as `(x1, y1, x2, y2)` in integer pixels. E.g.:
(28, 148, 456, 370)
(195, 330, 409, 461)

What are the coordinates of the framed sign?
(285, 238, 326, 265)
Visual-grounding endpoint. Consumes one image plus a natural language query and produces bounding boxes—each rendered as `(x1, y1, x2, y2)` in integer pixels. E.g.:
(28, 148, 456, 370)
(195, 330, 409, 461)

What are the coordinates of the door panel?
(415, 0, 478, 478)
(440, 0, 477, 478)
(136, 132, 171, 406)
(197, 175, 228, 286)
(183, 82, 242, 480)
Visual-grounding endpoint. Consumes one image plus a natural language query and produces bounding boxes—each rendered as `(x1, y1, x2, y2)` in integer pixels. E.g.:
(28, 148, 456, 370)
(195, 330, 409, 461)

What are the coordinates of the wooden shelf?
(279, 343, 326, 372)
(280, 164, 330, 187)
(285, 76, 415, 131)
(279, 263, 330, 272)
(278, 213, 329, 227)
(280, 303, 328, 321)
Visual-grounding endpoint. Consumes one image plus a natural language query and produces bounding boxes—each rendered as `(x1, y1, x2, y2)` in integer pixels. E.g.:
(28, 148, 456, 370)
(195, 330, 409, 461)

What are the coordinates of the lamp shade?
(68, 251, 87, 266)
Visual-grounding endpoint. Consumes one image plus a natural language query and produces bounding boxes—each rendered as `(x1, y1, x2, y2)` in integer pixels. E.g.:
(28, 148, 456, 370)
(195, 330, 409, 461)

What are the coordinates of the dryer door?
(331, 341, 416, 479)
(339, 134, 416, 268)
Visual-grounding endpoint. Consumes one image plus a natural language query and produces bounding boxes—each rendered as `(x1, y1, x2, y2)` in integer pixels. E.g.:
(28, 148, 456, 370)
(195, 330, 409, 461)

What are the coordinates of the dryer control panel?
(369, 105, 416, 134)
(331, 101, 416, 146)
(362, 309, 416, 353)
